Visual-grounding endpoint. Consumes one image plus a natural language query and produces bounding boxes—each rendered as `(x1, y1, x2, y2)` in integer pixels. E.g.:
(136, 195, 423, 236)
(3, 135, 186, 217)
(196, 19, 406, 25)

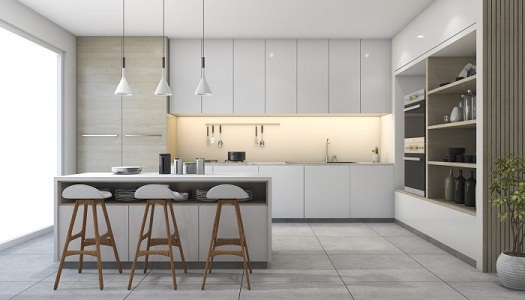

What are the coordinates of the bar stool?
(128, 184, 187, 290)
(201, 184, 252, 290)
(54, 184, 122, 290)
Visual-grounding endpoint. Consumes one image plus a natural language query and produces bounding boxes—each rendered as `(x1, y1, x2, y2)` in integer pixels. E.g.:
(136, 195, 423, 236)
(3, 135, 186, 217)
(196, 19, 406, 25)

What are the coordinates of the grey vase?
(464, 171, 476, 207)
(454, 170, 466, 204)
(445, 169, 455, 201)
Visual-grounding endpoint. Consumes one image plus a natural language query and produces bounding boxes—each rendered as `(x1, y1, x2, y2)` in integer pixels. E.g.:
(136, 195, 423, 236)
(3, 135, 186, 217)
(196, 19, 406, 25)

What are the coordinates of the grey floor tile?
(366, 223, 416, 237)
(269, 254, 335, 270)
(449, 281, 525, 300)
(330, 254, 440, 282)
(272, 223, 315, 237)
(250, 254, 339, 282)
(272, 236, 324, 255)
(128, 281, 241, 300)
(346, 281, 466, 300)
(144, 269, 242, 284)
(384, 235, 447, 255)
(43, 268, 144, 283)
(13, 281, 131, 299)
(311, 223, 380, 237)
(0, 255, 57, 282)
(318, 236, 403, 255)
(0, 282, 38, 300)
(411, 254, 499, 282)
(239, 281, 352, 300)
(9, 235, 54, 256)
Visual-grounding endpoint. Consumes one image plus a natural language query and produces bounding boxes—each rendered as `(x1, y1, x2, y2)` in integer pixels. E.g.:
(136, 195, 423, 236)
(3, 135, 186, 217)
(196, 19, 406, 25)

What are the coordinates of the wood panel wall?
(483, 0, 525, 272)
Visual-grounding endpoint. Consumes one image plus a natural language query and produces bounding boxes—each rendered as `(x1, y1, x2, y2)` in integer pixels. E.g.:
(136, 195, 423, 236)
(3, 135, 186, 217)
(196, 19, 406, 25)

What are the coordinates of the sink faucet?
(325, 138, 330, 163)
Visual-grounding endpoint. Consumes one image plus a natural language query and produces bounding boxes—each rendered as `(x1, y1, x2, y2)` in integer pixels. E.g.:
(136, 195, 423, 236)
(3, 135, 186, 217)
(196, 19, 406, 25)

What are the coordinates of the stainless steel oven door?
(404, 101, 426, 139)
(404, 153, 426, 196)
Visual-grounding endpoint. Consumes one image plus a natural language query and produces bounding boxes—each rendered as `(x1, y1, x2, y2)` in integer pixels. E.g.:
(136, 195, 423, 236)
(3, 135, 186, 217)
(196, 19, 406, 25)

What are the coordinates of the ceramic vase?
(497, 252, 525, 290)
(445, 169, 455, 201)
(454, 169, 465, 204)
(372, 153, 380, 163)
(464, 171, 476, 207)
(450, 106, 464, 122)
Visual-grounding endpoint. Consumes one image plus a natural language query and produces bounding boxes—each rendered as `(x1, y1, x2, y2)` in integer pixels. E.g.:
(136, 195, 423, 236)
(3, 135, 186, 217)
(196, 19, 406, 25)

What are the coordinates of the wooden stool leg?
(143, 202, 156, 273)
(91, 201, 104, 290)
(163, 202, 177, 290)
(169, 202, 187, 273)
(128, 202, 150, 290)
(234, 202, 251, 290)
(201, 201, 223, 290)
(100, 201, 122, 273)
(54, 201, 81, 290)
(78, 203, 88, 273)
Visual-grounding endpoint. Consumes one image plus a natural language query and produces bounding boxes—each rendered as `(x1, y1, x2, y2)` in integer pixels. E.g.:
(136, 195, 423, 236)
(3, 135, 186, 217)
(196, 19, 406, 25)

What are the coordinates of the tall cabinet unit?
(77, 37, 168, 172)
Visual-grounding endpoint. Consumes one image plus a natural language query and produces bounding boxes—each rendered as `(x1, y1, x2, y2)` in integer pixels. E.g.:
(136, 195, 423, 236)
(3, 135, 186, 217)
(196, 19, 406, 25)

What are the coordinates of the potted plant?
(489, 155, 525, 290)
(372, 146, 380, 163)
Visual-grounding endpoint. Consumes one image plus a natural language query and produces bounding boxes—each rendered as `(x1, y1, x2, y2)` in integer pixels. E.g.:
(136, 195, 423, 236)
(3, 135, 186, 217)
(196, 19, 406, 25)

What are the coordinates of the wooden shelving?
(428, 161, 477, 168)
(427, 75, 477, 95)
(428, 119, 476, 130)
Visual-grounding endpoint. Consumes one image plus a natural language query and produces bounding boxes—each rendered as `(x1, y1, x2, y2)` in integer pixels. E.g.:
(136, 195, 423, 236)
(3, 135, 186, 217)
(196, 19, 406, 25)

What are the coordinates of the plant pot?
(496, 251, 525, 290)
(372, 153, 380, 163)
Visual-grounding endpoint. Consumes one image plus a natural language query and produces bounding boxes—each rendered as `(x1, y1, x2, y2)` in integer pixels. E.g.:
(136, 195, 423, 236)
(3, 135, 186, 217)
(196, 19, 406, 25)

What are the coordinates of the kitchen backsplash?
(170, 116, 384, 163)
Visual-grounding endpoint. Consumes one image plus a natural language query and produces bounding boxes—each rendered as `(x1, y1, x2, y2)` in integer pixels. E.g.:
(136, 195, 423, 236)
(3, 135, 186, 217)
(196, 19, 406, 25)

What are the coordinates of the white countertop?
(207, 161, 394, 166)
(56, 172, 271, 182)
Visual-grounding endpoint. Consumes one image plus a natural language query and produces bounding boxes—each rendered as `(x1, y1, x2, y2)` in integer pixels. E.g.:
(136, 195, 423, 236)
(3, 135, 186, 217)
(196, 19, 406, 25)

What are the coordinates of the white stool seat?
(134, 184, 183, 200)
(206, 184, 248, 200)
(62, 184, 112, 199)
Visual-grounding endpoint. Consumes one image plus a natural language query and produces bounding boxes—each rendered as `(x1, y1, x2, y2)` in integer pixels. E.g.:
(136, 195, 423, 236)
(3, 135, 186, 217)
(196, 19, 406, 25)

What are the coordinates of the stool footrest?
(212, 250, 243, 257)
(137, 250, 170, 257)
(216, 238, 241, 246)
(84, 238, 113, 247)
(65, 250, 98, 257)
(149, 238, 180, 247)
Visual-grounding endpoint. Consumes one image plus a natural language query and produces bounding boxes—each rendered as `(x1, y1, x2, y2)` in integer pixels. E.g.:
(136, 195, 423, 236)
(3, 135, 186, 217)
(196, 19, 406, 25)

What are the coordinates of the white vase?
(450, 106, 464, 122)
(496, 251, 525, 290)
(372, 153, 380, 163)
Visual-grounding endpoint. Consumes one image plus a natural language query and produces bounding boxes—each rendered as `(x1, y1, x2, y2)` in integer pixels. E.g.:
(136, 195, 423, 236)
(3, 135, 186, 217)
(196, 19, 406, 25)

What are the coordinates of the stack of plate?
(115, 189, 138, 202)
(196, 189, 253, 202)
(111, 166, 142, 175)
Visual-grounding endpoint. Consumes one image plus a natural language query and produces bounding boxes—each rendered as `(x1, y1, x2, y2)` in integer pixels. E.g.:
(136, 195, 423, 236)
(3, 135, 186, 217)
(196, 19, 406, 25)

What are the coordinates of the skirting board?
(0, 226, 53, 252)
(273, 218, 394, 223)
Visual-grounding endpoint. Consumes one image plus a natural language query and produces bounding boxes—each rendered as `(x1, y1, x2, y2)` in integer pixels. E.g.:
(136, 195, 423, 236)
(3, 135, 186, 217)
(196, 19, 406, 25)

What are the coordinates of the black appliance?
(159, 153, 171, 174)
(404, 89, 426, 196)
(228, 151, 246, 162)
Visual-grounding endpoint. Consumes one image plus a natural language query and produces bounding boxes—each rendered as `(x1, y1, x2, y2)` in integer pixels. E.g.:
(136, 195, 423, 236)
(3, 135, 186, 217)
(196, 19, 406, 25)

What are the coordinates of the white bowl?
(111, 166, 142, 175)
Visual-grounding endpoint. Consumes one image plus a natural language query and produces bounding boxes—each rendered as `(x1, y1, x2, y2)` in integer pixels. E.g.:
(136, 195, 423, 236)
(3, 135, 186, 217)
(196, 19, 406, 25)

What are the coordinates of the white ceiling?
(16, 0, 435, 38)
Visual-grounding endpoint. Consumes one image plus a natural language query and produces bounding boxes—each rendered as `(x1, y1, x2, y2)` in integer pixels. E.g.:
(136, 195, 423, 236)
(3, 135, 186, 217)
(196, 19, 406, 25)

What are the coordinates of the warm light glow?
(417, 35, 425, 39)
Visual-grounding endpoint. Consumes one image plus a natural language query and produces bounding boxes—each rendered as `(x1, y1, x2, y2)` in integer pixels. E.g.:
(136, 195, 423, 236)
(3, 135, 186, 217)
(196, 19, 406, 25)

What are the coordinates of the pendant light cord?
(162, 0, 165, 57)
(202, 0, 205, 58)
(121, 0, 125, 67)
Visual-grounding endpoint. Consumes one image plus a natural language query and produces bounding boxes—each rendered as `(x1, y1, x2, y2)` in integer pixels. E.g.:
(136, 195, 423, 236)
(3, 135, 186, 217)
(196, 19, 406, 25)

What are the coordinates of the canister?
(196, 158, 205, 174)
(174, 157, 183, 175)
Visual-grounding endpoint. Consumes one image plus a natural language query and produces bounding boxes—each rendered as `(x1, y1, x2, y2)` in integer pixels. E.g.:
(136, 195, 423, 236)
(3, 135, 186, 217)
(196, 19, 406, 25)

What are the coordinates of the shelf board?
(428, 161, 477, 168)
(428, 119, 477, 129)
(428, 75, 477, 95)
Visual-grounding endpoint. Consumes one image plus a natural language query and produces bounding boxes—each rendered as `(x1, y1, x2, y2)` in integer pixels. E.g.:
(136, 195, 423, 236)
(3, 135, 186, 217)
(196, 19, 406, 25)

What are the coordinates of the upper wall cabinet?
(265, 39, 297, 114)
(297, 39, 329, 113)
(234, 39, 265, 114)
(170, 39, 202, 114)
(201, 39, 234, 114)
(361, 40, 391, 114)
(329, 39, 361, 113)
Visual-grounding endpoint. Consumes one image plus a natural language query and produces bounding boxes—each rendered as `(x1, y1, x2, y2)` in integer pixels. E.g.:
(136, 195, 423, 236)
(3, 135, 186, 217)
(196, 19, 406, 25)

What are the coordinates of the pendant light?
(194, 0, 212, 96)
(154, 0, 172, 96)
(115, 0, 132, 96)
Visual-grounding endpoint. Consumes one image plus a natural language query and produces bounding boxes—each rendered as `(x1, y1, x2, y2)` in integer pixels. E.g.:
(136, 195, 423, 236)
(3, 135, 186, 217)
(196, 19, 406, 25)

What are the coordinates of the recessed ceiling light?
(417, 35, 425, 39)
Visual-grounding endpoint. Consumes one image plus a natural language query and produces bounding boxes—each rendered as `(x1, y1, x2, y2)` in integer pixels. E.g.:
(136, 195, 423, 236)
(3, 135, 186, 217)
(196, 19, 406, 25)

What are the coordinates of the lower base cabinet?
(350, 165, 395, 218)
(304, 165, 351, 218)
(259, 165, 304, 218)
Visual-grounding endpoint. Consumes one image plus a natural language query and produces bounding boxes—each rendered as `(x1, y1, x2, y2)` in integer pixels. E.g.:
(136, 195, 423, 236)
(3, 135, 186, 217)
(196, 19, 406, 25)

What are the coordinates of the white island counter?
(54, 173, 272, 266)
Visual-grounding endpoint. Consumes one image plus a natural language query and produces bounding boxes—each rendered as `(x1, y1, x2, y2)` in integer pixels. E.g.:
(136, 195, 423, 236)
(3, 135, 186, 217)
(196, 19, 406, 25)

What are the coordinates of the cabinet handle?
(124, 134, 162, 137)
(81, 134, 118, 137)
(404, 156, 421, 161)
(404, 104, 421, 112)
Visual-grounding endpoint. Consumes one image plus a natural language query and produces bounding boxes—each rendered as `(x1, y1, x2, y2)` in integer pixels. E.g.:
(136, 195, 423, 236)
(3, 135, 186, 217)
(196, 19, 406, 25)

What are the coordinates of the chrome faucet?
(325, 138, 330, 163)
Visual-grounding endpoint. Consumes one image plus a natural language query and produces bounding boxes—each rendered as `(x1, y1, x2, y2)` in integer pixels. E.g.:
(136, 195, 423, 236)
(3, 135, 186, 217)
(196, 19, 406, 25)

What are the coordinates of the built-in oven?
(404, 89, 426, 197)
(404, 89, 426, 139)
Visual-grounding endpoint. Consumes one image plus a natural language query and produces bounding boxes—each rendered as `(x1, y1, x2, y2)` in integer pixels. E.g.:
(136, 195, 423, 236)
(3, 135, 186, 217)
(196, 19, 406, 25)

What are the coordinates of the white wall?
(175, 116, 382, 163)
(0, 0, 76, 175)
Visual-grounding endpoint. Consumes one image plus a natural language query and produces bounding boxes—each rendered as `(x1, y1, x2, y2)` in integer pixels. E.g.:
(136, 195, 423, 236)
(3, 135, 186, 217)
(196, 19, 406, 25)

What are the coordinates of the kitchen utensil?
(228, 151, 246, 162)
(218, 125, 223, 148)
(206, 126, 210, 144)
(210, 125, 215, 144)
(254, 126, 258, 144)
(259, 125, 265, 147)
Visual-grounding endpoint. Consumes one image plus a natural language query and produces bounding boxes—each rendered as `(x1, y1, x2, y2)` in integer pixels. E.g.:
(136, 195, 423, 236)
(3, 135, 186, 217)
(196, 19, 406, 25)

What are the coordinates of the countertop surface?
(206, 161, 394, 166)
(56, 172, 271, 182)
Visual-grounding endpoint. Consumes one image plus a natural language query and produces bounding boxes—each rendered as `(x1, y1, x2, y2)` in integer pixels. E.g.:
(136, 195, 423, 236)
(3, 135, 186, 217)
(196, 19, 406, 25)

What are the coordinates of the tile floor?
(1, 223, 524, 299)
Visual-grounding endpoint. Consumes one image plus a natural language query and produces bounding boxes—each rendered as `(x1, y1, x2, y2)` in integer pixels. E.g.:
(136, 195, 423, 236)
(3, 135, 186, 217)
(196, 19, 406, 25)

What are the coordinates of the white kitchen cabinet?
(265, 39, 297, 113)
(212, 165, 259, 174)
(350, 165, 394, 218)
(234, 39, 265, 114)
(361, 39, 391, 114)
(128, 205, 199, 262)
(259, 165, 304, 218)
(304, 165, 350, 218)
(202, 39, 234, 114)
(329, 39, 361, 113)
(199, 204, 268, 261)
(297, 39, 329, 113)
(58, 205, 129, 262)
(170, 39, 202, 114)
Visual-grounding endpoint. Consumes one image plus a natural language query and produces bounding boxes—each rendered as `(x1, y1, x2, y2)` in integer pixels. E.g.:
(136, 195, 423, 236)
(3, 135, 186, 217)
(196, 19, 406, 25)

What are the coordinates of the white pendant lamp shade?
(115, 57, 132, 96)
(195, 71, 211, 96)
(155, 57, 172, 96)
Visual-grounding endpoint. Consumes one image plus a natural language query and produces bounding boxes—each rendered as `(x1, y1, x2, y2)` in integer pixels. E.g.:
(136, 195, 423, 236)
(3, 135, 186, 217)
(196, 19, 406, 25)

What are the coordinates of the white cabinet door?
(329, 39, 361, 113)
(199, 204, 268, 261)
(128, 205, 199, 262)
(265, 39, 297, 114)
(234, 39, 265, 114)
(259, 165, 304, 219)
(212, 165, 259, 174)
(297, 39, 329, 113)
(361, 39, 391, 114)
(350, 165, 394, 218)
(202, 39, 234, 114)
(304, 165, 350, 218)
(58, 205, 129, 262)
(170, 39, 202, 114)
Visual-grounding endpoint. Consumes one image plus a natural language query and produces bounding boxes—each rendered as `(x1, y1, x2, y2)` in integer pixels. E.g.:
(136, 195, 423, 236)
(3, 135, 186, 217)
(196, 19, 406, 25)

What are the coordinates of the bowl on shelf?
(448, 147, 466, 155)
(111, 166, 142, 175)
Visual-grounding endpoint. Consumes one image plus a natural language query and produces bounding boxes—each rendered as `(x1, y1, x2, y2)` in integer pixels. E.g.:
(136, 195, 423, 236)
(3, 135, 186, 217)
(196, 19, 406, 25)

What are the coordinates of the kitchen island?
(54, 173, 272, 266)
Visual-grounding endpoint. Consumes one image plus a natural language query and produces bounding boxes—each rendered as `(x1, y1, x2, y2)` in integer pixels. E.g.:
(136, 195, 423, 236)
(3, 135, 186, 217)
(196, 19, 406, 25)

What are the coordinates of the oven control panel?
(404, 89, 426, 106)
(404, 137, 425, 154)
